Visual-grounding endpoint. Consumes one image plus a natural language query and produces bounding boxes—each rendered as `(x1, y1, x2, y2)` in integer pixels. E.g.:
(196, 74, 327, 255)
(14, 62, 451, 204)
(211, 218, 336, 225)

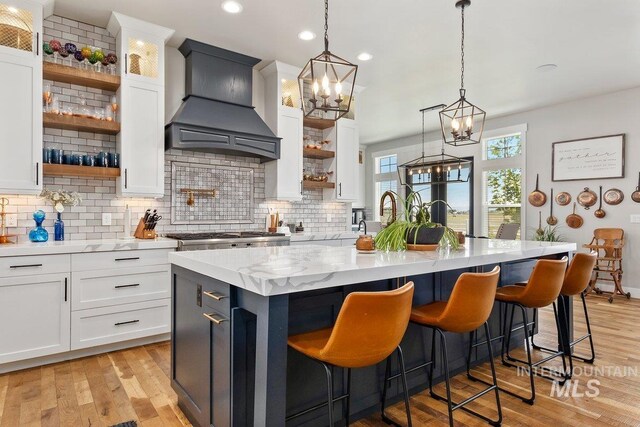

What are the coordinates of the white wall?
(366, 86, 640, 293)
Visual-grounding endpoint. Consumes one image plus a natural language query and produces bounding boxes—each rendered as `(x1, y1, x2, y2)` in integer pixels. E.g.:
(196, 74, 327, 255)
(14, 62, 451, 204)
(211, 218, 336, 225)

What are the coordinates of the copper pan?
(566, 203, 584, 229)
(528, 174, 547, 207)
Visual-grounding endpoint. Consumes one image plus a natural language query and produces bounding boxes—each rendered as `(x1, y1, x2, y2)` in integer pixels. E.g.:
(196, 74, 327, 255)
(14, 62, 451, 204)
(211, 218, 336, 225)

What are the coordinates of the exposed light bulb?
(418, 169, 422, 174)
(322, 74, 329, 90)
(427, 168, 431, 174)
(465, 116, 473, 129)
(451, 118, 460, 131)
(447, 165, 451, 171)
(408, 169, 413, 176)
(335, 81, 342, 96)
(312, 80, 319, 95)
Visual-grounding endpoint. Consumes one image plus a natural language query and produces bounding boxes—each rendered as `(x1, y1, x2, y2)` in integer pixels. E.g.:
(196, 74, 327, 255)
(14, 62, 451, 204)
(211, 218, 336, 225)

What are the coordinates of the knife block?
(134, 217, 156, 239)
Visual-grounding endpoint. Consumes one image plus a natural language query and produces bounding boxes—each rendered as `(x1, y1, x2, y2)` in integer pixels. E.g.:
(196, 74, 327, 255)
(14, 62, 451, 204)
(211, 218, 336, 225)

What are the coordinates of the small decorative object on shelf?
(29, 210, 49, 243)
(134, 209, 161, 239)
(0, 198, 17, 245)
(39, 189, 82, 241)
(43, 42, 54, 61)
(49, 39, 62, 64)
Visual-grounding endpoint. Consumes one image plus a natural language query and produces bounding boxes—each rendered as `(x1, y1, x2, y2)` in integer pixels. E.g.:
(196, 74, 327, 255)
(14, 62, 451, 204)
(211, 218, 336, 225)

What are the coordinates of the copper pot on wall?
(577, 187, 597, 210)
(528, 174, 547, 207)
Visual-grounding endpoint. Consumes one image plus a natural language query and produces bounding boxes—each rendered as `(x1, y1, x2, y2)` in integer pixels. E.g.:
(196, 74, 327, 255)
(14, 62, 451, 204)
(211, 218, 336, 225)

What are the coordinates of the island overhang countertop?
(169, 238, 577, 297)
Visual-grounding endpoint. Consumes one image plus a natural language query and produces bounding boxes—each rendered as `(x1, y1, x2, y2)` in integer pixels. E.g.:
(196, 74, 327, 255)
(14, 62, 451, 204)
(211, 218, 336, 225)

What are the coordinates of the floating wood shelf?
(43, 113, 120, 135)
(303, 117, 335, 130)
(303, 148, 335, 159)
(43, 62, 120, 91)
(303, 181, 335, 190)
(43, 164, 120, 178)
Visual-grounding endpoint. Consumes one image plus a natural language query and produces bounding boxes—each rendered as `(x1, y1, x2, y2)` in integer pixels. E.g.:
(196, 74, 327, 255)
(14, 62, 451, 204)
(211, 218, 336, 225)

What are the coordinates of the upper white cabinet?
(353, 145, 366, 208)
(107, 12, 174, 198)
(324, 118, 360, 201)
(261, 61, 304, 201)
(0, 0, 48, 195)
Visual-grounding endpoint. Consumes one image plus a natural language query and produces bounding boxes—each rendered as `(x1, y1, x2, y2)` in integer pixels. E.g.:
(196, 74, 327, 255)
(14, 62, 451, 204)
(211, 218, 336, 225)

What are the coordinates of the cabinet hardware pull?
(300, 180, 303, 195)
(203, 291, 227, 301)
(339, 182, 342, 197)
(124, 168, 128, 189)
(9, 264, 43, 269)
(64, 277, 68, 302)
(36, 32, 39, 56)
(115, 320, 139, 326)
(203, 312, 228, 325)
(115, 283, 140, 289)
(36, 163, 39, 185)
(114, 257, 140, 262)
(124, 53, 128, 74)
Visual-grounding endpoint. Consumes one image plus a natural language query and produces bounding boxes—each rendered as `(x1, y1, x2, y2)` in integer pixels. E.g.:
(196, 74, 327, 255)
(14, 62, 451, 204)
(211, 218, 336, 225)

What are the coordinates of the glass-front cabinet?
(125, 36, 159, 79)
(0, 2, 34, 54)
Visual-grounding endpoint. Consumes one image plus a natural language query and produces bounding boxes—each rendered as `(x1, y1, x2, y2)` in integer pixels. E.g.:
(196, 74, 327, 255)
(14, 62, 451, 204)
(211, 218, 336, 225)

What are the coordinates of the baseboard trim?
(0, 333, 170, 374)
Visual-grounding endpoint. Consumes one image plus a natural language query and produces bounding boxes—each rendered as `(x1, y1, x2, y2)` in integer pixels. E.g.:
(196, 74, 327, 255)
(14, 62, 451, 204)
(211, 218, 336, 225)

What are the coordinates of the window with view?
(481, 129, 525, 238)
(374, 154, 398, 221)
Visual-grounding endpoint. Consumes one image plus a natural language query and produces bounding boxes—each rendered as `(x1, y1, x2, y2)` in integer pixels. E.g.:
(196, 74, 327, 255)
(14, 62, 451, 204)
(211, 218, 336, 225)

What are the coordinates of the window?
(374, 154, 398, 221)
(480, 126, 526, 238)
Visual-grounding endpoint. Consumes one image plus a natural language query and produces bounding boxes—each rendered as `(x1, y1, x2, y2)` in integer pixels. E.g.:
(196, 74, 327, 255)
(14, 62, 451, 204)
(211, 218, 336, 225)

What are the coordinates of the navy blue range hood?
(165, 39, 280, 161)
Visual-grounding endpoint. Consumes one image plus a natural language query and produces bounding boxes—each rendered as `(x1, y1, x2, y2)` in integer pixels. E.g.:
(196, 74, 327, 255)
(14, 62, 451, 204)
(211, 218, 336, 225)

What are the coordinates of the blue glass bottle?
(54, 212, 64, 241)
(29, 210, 49, 242)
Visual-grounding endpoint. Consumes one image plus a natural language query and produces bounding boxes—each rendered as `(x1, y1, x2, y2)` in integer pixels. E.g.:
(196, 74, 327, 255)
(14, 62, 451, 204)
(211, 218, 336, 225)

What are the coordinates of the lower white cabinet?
(71, 299, 171, 350)
(0, 273, 70, 364)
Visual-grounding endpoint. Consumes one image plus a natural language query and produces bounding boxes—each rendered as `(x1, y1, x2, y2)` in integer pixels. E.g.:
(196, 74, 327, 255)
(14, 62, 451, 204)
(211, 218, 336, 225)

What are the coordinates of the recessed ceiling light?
(536, 63, 558, 72)
(7, 6, 18, 13)
(221, 1, 243, 14)
(357, 52, 373, 61)
(298, 30, 316, 41)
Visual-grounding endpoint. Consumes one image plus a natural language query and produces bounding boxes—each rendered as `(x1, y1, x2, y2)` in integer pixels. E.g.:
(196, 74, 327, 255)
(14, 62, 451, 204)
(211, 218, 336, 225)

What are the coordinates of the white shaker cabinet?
(261, 61, 304, 201)
(107, 12, 174, 198)
(0, 273, 70, 364)
(0, 0, 47, 195)
(324, 119, 359, 201)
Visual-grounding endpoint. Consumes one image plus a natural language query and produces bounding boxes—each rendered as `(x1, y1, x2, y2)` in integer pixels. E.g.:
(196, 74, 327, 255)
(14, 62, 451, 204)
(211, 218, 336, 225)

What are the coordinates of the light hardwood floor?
(1, 296, 638, 426)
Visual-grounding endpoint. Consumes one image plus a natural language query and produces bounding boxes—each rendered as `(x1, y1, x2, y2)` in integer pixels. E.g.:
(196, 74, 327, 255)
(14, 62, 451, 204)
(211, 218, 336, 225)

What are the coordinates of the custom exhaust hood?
(165, 39, 280, 161)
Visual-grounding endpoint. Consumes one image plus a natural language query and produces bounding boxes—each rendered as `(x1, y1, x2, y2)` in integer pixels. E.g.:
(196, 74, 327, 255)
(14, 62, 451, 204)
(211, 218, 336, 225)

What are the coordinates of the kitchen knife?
(143, 209, 151, 222)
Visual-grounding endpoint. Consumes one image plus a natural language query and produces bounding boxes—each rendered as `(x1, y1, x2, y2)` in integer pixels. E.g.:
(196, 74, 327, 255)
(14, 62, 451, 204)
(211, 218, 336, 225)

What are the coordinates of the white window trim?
(373, 153, 399, 221)
(478, 124, 527, 237)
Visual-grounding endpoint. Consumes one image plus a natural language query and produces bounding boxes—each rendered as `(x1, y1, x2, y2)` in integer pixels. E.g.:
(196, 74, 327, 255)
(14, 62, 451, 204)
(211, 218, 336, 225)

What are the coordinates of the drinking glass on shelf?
(43, 83, 52, 112)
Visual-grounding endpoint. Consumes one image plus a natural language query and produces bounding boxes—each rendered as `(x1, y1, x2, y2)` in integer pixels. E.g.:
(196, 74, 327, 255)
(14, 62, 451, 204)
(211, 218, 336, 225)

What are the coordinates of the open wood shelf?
(43, 113, 120, 135)
(43, 164, 121, 179)
(303, 148, 335, 159)
(303, 117, 335, 130)
(303, 180, 335, 190)
(43, 62, 120, 91)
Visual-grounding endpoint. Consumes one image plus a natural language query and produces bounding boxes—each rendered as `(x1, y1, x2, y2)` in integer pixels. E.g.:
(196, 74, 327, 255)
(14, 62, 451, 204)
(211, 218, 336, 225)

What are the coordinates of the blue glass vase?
(54, 212, 64, 241)
(29, 210, 49, 242)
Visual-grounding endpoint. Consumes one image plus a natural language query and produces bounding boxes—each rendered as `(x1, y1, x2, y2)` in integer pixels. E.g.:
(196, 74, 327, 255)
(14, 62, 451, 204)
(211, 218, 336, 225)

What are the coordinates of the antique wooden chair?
(583, 228, 628, 303)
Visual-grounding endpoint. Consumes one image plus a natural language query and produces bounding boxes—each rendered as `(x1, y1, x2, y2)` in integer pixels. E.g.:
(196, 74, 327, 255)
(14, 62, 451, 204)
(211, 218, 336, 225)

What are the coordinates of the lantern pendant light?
(439, 0, 486, 147)
(298, 0, 358, 121)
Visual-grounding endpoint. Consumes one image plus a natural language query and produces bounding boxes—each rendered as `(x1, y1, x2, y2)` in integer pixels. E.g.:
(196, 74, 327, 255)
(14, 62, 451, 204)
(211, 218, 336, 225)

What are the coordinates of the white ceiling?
(53, 0, 640, 144)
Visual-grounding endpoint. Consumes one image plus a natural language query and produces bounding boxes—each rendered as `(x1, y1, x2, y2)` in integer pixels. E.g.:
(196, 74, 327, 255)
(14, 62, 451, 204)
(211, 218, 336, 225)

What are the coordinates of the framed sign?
(552, 134, 625, 182)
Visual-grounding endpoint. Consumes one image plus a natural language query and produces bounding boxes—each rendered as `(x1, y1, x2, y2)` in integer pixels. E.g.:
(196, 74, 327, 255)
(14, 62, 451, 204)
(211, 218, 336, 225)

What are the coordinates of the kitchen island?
(169, 238, 576, 427)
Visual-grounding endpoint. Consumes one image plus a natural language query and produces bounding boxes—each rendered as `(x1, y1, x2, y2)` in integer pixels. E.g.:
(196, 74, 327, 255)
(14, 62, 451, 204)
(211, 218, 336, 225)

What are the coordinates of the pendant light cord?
(324, 0, 329, 52)
(460, 2, 465, 90)
(421, 110, 426, 157)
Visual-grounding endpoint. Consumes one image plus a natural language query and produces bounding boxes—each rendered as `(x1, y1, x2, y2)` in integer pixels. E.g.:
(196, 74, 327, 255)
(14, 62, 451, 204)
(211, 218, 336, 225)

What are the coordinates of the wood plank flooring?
(0, 296, 638, 426)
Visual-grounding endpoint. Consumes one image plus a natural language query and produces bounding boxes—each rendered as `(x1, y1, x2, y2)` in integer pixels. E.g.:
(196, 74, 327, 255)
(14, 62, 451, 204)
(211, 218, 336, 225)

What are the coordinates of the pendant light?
(398, 105, 472, 186)
(298, 0, 358, 121)
(439, 0, 486, 147)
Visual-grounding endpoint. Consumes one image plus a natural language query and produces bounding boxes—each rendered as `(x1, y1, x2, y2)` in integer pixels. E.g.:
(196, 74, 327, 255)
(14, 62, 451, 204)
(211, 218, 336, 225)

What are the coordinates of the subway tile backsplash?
(1, 16, 349, 241)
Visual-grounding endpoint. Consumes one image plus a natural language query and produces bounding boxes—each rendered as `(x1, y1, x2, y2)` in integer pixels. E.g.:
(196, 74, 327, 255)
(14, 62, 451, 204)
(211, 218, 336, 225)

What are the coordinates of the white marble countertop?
(289, 232, 360, 242)
(169, 238, 577, 297)
(0, 238, 178, 257)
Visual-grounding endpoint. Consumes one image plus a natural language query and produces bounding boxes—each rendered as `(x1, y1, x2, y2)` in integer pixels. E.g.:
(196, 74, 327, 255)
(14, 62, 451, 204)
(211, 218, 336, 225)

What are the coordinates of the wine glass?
(64, 43, 77, 67)
(58, 48, 70, 67)
(73, 50, 84, 69)
(49, 39, 62, 64)
(110, 95, 118, 121)
(43, 83, 52, 112)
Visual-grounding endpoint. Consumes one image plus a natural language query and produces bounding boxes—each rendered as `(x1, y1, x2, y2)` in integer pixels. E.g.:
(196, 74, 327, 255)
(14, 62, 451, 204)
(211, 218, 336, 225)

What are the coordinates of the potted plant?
(533, 225, 564, 242)
(374, 188, 460, 251)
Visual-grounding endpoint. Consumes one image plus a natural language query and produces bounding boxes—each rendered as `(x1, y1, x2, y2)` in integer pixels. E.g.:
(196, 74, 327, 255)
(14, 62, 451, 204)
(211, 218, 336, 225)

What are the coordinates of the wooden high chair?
(583, 228, 629, 303)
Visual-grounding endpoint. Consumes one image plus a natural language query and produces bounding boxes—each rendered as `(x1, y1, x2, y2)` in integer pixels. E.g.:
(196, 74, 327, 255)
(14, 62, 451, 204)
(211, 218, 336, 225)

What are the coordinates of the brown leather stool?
(408, 267, 502, 427)
(494, 258, 568, 404)
(287, 282, 415, 426)
(531, 252, 598, 376)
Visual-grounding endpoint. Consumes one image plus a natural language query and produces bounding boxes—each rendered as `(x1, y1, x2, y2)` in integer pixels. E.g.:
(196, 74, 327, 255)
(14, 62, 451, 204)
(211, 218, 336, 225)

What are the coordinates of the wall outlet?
(5, 214, 17, 228)
(102, 213, 112, 226)
(631, 214, 640, 224)
(327, 213, 332, 222)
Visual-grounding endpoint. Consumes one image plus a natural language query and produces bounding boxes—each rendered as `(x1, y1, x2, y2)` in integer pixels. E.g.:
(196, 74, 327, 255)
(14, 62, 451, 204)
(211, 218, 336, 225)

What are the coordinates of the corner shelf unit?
(43, 62, 121, 92)
(303, 148, 336, 159)
(303, 181, 335, 190)
(43, 164, 121, 179)
(43, 113, 121, 135)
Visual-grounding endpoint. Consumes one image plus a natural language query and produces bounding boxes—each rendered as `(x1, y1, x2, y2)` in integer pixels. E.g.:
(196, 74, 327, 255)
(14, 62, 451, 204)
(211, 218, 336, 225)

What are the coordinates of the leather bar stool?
(493, 258, 568, 404)
(406, 267, 502, 427)
(287, 282, 415, 426)
(531, 252, 598, 376)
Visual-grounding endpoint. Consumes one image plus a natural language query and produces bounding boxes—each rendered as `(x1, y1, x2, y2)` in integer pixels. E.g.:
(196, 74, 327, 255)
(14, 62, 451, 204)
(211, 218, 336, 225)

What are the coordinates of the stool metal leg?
(322, 362, 335, 426)
(381, 346, 413, 427)
(397, 346, 413, 427)
(345, 368, 352, 426)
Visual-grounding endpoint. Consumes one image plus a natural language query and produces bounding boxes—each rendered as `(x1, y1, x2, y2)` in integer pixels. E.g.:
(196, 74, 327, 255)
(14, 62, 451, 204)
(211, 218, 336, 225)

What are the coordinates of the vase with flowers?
(39, 189, 82, 241)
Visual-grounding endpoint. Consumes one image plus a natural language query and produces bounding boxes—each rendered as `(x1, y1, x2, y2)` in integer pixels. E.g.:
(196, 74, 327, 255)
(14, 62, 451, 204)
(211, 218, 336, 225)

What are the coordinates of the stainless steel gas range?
(165, 231, 290, 251)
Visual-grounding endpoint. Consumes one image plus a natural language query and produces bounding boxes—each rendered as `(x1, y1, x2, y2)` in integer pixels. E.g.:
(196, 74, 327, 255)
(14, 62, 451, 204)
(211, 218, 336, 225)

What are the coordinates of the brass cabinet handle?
(203, 312, 228, 325)
(203, 290, 227, 301)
